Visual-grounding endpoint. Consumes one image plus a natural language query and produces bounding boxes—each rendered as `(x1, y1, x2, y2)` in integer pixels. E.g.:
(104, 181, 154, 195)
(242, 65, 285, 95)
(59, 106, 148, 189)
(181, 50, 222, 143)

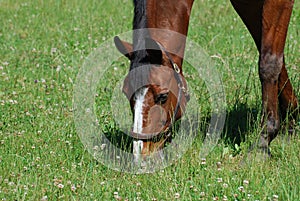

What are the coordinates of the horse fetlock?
(260, 116, 279, 146)
(256, 132, 270, 154)
(266, 116, 280, 135)
(259, 52, 283, 82)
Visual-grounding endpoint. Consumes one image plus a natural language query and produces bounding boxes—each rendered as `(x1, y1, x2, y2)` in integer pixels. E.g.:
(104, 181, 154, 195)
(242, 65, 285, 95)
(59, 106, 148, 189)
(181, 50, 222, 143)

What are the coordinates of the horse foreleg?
(259, 0, 295, 149)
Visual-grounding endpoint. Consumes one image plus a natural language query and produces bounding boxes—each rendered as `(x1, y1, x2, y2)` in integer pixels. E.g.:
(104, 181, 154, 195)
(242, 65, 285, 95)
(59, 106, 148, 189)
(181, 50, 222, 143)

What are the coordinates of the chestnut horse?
(114, 0, 298, 160)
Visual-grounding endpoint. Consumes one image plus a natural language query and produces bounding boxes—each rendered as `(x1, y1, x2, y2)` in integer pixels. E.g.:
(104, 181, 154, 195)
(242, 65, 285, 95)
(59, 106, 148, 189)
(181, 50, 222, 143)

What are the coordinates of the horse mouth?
(130, 126, 171, 141)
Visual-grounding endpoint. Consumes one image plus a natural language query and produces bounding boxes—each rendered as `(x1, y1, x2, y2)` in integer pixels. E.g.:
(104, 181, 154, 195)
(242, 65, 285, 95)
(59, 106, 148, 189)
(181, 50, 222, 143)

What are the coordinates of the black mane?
(133, 0, 147, 30)
(131, 0, 149, 70)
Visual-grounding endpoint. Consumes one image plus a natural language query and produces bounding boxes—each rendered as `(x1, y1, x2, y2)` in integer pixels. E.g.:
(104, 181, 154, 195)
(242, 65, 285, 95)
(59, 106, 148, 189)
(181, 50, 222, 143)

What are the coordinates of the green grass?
(1, 0, 300, 200)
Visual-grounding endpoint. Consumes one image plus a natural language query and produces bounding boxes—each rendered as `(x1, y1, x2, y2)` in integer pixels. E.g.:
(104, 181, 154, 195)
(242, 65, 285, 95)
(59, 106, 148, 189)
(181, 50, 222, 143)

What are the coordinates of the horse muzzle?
(130, 127, 171, 141)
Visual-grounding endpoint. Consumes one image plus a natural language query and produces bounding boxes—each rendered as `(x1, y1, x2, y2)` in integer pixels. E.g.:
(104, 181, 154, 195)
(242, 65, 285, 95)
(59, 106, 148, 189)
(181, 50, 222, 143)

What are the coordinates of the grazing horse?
(114, 0, 298, 160)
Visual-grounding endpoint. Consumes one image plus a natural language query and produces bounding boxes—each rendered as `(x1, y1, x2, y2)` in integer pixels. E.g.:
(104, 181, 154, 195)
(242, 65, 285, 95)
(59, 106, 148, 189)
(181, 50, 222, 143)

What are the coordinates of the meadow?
(0, 0, 299, 200)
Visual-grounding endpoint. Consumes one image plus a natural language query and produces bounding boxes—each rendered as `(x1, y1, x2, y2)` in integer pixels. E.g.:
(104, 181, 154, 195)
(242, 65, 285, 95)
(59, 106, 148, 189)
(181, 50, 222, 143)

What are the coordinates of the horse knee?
(259, 51, 283, 83)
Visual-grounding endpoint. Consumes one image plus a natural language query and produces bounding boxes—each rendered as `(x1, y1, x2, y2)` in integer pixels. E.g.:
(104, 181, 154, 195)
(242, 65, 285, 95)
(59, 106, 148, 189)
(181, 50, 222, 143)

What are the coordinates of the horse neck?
(146, 0, 194, 67)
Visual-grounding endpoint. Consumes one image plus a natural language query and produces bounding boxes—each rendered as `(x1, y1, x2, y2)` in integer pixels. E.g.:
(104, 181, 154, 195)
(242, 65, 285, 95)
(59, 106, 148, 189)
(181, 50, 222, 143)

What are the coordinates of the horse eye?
(132, 95, 137, 101)
(155, 93, 169, 104)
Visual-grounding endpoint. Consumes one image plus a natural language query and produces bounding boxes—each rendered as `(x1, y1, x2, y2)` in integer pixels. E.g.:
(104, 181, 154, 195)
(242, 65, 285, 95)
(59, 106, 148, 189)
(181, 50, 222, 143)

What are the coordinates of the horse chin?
(132, 131, 170, 164)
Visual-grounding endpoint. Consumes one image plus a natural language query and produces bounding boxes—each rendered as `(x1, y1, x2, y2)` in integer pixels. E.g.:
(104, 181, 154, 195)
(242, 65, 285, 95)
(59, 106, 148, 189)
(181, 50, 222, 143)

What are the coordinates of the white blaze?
(132, 87, 148, 164)
(133, 87, 148, 134)
(133, 140, 143, 164)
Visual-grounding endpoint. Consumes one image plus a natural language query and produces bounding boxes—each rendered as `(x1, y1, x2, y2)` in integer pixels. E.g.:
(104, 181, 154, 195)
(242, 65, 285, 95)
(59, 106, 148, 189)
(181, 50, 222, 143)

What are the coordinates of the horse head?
(114, 36, 190, 158)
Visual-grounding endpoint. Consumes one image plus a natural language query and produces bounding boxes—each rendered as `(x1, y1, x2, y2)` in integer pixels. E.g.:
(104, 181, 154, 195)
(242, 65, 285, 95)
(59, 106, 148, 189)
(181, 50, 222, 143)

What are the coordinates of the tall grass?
(0, 0, 299, 200)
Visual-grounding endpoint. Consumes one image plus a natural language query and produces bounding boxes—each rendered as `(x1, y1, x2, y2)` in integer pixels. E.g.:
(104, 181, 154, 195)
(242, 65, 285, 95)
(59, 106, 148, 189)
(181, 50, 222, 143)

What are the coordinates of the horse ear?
(122, 75, 131, 100)
(145, 38, 163, 65)
(114, 36, 133, 60)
